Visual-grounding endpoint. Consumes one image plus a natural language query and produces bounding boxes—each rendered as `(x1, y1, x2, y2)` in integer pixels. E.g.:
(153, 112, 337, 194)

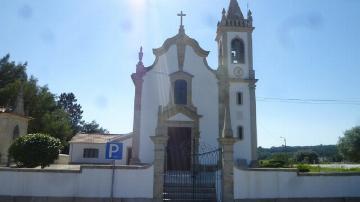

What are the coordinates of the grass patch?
(307, 166, 360, 173)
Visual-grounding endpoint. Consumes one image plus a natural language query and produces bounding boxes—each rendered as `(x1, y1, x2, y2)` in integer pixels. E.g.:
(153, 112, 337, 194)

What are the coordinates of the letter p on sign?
(106, 142, 123, 160)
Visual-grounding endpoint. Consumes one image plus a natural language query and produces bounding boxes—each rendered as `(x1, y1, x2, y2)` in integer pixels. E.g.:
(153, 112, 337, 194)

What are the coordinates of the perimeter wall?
(234, 167, 360, 201)
(0, 165, 153, 202)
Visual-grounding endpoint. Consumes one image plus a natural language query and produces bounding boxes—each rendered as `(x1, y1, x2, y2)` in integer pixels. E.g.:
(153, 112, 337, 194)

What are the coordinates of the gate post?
(219, 137, 237, 202)
(150, 135, 168, 202)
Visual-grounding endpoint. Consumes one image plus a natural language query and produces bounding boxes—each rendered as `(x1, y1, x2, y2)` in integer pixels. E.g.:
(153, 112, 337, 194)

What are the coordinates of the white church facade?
(130, 0, 257, 169)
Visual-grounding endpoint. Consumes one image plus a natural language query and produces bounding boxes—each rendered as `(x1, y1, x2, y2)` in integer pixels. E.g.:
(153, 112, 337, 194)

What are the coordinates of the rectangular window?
(174, 80, 188, 105)
(83, 148, 99, 158)
(238, 126, 244, 140)
(237, 92, 243, 105)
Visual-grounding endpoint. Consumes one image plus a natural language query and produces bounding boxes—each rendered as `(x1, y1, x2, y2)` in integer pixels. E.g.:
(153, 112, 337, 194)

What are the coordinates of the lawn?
(307, 166, 360, 173)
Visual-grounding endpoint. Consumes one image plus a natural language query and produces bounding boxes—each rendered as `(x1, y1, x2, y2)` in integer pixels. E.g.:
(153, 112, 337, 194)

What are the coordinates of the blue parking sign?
(106, 142, 123, 160)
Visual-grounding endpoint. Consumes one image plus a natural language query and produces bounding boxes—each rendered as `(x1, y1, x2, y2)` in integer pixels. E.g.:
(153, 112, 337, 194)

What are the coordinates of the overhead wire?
(256, 97, 360, 105)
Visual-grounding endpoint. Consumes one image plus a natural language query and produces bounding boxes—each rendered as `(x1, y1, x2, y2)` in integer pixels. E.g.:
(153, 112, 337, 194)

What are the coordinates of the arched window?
(174, 80, 187, 105)
(13, 125, 20, 140)
(231, 39, 245, 64)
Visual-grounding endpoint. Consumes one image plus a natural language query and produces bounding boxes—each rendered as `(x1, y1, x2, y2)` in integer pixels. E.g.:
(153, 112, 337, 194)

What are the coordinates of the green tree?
(57, 92, 83, 134)
(0, 55, 73, 143)
(9, 133, 63, 168)
(0, 54, 108, 146)
(81, 120, 109, 134)
(25, 84, 73, 142)
(338, 126, 360, 162)
(0, 54, 27, 108)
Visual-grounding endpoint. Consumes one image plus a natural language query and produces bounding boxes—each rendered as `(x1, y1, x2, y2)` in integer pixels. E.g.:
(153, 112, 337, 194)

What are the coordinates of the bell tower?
(216, 0, 258, 166)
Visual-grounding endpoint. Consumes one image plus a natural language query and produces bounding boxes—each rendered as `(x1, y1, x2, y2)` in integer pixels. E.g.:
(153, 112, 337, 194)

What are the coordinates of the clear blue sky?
(1, 0, 359, 147)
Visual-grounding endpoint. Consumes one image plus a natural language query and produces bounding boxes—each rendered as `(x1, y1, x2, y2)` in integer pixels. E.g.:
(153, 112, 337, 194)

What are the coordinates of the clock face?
(233, 67, 243, 78)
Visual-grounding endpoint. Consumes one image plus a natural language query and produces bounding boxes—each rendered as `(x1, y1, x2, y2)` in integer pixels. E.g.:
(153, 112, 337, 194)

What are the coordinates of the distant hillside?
(258, 145, 342, 162)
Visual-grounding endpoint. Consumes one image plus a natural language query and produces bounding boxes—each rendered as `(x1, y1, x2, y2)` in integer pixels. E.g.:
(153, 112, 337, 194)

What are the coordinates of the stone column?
(150, 135, 168, 202)
(130, 47, 146, 165)
(219, 137, 237, 202)
(249, 81, 258, 167)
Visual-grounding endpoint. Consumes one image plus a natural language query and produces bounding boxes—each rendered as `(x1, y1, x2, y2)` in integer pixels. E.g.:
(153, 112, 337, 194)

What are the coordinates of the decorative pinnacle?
(222, 8, 226, 16)
(247, 9, 253, 22)
(227, 0, 244, 19)
(138, 46, 143, 63)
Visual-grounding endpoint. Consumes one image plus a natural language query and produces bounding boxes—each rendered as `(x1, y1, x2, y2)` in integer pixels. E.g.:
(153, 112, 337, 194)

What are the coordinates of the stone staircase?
(163, 184, 217, 201)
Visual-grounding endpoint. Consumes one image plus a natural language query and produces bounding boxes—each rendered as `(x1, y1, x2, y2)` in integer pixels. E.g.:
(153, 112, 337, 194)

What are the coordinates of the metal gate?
(163, 142, 222, 201)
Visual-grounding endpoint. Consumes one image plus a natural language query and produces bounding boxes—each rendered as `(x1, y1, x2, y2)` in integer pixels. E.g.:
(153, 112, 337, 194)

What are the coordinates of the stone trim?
(81, 164, 152, 170)
(235, 198, 360, 202)
(0, 112, 31, 121)
(0, 167, 81, 173)
(230, 36, 246, 65)
(169, 71, 194, 107)
(0, 164, 152, 173)
(203, 58, 219, 76)
(249, 80, 258, 163)
(219, 137, 238, 202)
(247, 31, 254, 71)
(160, 105, 201, 121)
(146, 35, 216, 77)
(152, 103, 202, 201)
(150, 135, 168, 202)
(0, 196, 153, 202)
(216, 26, 255, 41)
(153, 32, 209, 58)
(235, 166, 360, 176)
(230, 78, 258, 83)
(298, 172, 360, 176)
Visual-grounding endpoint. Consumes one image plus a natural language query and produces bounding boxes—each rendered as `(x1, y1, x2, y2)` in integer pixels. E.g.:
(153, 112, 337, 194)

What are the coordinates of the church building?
(130, 0, 257, 168)
(0, 89, 29, 165)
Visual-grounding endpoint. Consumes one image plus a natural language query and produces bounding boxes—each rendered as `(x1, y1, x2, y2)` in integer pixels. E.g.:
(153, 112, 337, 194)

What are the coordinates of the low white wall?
(0, 165, 153, 199)
(234, 167, 360, 199)
(54, 154, 70, 164)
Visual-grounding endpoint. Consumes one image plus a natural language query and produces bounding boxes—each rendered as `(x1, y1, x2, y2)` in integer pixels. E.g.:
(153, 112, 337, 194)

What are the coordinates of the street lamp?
(280, 136, 287, 151)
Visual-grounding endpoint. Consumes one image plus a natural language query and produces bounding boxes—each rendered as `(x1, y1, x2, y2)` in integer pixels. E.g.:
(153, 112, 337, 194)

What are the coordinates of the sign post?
(106, 142, 123, 202)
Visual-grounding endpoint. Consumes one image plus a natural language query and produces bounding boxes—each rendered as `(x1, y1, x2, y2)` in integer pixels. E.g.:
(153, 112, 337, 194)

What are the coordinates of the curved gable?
(153, 32, 209, 58)
(145, 30, 216, 75)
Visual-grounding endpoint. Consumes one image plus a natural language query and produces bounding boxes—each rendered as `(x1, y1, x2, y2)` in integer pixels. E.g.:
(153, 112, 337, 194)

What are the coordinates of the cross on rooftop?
(177, 11, 186, 27)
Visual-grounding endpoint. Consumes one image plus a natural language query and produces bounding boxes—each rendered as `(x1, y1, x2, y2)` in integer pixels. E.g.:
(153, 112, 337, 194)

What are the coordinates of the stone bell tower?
(216, 0, 258, 167)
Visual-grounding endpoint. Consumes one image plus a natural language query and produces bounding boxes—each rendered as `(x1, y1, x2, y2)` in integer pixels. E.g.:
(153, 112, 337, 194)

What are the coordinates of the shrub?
(295, 151, 319, 164)
(260, 160, 286, 168)
(9, 133, 63, 168)
(297, 164, 311, 172)
(258, 152, 295, 168)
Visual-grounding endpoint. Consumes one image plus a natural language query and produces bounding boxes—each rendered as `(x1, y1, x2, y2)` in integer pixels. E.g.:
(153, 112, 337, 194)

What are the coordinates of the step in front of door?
(163, 185, 217, 201)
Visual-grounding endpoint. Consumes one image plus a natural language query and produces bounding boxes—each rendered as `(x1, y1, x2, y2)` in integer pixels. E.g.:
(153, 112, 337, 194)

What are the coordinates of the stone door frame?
(151, 104, 201, 201)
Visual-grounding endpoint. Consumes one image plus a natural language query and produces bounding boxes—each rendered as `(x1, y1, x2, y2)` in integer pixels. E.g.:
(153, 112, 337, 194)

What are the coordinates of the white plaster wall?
(230, 83, 252, 164)
(234, 167, 360, 199)
(139, 44, 219, 163)
(139, 45, 178, 163)
(183, 47, 219, 150)
(0, 166, 153, 198)
(70, 138, 132, 165)
(226, 32, 250, 79)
